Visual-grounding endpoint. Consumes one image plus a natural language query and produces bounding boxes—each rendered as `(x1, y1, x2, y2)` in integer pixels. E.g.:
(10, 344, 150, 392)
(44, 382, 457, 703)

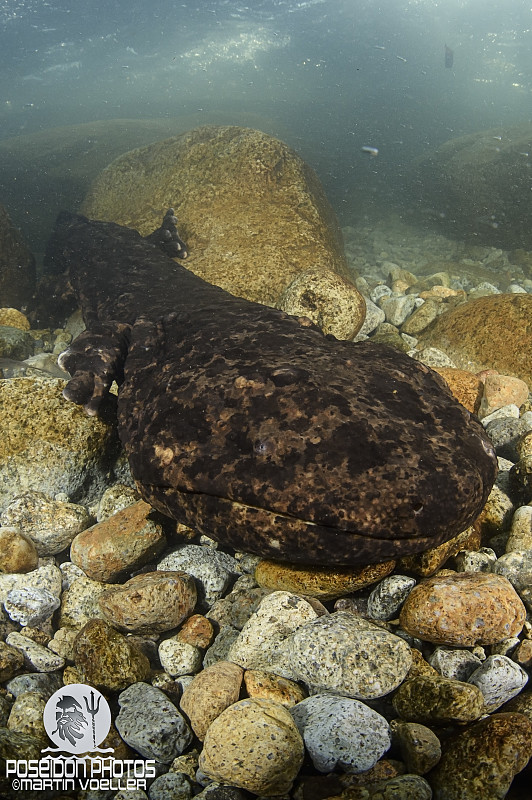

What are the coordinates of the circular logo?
(42, 684, 112, 754)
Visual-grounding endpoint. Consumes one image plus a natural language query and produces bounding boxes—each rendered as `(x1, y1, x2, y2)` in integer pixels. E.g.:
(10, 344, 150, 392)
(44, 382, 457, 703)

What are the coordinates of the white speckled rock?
(356, 297, 385, 337)
(290, 693, 391, 773)
(58, 575, 109, 629)
(278, 267, 366, 340)
(367, 575, 416, 620)
(158, 637, 203, 677)
(0, 491, 91, 556)
(467, 654, 528, 712)
(5, 631, 65, 672)
(454, 547, 497, 573)
(4, 587, 60, 626)
(413, 347, 456, 368)
(428, 647, 483, 682)
(199, 698, 304, 796)
(0, 557, 62, 605)
(227, 591, 318, 677)
(288, 611, 412, 698)
(116, 682, 193, 763)
(493, 550, 532, 589)
(158, 544, 241, 606)
(378, 293, 417, 326)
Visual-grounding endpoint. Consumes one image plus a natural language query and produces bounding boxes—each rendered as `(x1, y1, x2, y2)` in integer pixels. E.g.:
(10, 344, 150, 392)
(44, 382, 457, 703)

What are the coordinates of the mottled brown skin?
(46, 211, 498, 565)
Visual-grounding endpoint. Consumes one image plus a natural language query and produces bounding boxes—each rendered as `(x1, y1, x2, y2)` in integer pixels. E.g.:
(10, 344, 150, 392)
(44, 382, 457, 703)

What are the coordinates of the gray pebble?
(291, 693, 390, 773)
(148, 772, 192, 800)
(369, 284, 392, 303)
(158, 637, 203, 677)
(0, 557, 62, 605)
(6, 671, 62, 700)
(228, 591, 318, 677)
(367, 575, 416, 620)
(116, 682, 192, 763)
(454, 547, 497, 573)
(357, 297, 385, 336)
(493, 550, 532, 589)
(203, 625, 241, 669)
(379, 293, 417, 326)
(428, 647, 483, 681)
(158, 544, 241, 606)
(5, 631, 65, 672)
(4, 586, 60, 626)
(288, 612, 412, 698)
(467, 654, 528, 711)
(485, 418, 525, 461)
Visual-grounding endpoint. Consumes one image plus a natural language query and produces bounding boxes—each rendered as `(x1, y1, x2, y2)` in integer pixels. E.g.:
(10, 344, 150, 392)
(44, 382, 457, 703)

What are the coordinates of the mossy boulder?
(81, 125, 350, 307)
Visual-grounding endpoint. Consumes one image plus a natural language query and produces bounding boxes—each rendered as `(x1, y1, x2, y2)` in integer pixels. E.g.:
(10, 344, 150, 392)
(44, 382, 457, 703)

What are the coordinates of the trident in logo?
(84, 690, 101, 750)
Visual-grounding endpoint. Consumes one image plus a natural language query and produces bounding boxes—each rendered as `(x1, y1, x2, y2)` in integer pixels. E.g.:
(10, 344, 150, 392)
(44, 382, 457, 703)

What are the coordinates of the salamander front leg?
(57, 321, 131, 415)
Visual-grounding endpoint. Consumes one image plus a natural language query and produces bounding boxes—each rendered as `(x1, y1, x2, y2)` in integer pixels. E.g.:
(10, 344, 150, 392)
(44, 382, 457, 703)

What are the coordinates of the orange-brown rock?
(70, 500, 166, 582)
(421, 293, 532, 385)
(243, 669, 306, 707)
(254, 559, 395, 600)
(399, 572, 526, 646)
(180, 660, 244, 741)
(177, 614, 214, 649)
(432, 367, 483, 414)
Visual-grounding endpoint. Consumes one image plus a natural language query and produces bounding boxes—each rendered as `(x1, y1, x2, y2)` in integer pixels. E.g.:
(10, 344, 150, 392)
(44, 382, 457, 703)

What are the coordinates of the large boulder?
(0, 377, 121, 511)
(0, 205, 35, 309)
(420, 293, 532, 385)
(81, 125, 350, 307)
(410, 122, 532, 249)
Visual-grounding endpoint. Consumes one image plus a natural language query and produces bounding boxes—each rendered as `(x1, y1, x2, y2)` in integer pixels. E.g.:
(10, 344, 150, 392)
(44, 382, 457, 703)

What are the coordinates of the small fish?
(396, 55, 407, 62)
(361, 146, 379, 157)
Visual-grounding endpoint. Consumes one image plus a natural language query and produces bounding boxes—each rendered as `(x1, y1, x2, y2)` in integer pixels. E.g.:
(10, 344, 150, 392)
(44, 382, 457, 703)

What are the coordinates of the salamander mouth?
(141, 484, 441, 567)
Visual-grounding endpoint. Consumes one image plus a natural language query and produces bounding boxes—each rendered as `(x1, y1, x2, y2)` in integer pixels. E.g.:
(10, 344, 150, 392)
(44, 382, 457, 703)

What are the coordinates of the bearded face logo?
(42, 684, 112, 755)
(52, 695, 88, 747)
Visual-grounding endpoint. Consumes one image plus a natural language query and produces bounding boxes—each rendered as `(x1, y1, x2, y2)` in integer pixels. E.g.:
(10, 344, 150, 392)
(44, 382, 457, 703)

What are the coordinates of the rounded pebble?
(199, 698, 304, 796)
(4, 586, 60, 626)
(392, 674, 486, 724)
(367, 574, 416, 620)
(5, 631, 65, 673)
(0, 526, 38, 573)
(73, 618, 150, 690)
(1, 491, 90, 556)
(70, 500, 166, 582)
(399, 572, 526, 645)
(116, 681, 193, 763)
(99, 570, 197, 634)
(158, 544, 240, 606)
(288, 611, 412, 698)
(467, 654, 528, 712)
(291, 693, 391, 773)
(180, 660, 243, 740)
(390, 719, 441, 774)
(254, 558, 395, 600)
(227, 591, 318, 677)
(158, 637, 203, 677)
